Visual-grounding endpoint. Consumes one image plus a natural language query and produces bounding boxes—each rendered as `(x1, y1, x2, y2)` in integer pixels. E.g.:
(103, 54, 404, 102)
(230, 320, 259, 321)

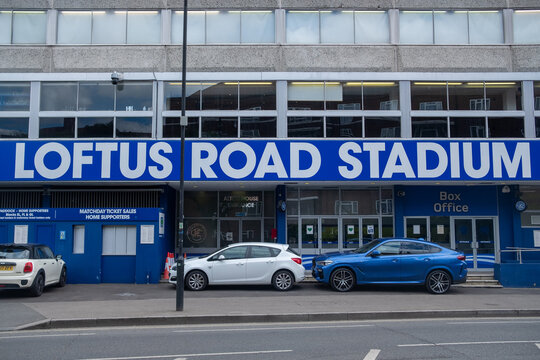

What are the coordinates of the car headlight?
(316, 260, 333, 266)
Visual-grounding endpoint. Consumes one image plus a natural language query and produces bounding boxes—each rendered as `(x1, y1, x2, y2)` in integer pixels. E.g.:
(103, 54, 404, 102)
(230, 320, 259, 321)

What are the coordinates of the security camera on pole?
(176, 0, 188, 312)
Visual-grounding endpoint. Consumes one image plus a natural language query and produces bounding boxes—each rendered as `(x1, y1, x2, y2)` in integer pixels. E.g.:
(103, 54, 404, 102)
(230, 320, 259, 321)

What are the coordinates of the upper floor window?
(399, 10, 503, 44)
(0, 82, 31, 111)
(286, 10, 389, 44)
(172, 10, 275, 44)
(535, 81, 540, 110)
(57, 10, 161, 44)
(514, 10, 540, 44)
(0, 11, 47, 44)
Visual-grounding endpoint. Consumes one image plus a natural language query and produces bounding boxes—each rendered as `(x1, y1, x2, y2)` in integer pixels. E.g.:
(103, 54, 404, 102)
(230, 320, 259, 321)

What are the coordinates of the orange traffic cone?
(163, 253, 171, 280)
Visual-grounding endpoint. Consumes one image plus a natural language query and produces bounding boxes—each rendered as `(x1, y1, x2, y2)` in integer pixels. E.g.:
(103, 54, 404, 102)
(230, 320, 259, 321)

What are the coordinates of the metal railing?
(500, 247, 540, 264)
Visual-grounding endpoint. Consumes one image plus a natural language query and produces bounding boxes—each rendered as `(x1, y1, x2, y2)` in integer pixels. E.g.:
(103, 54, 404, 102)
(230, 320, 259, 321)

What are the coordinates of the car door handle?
(237, 263, 245, 266)
(424, 258, 431, 262)
(392, 259, 399, 263)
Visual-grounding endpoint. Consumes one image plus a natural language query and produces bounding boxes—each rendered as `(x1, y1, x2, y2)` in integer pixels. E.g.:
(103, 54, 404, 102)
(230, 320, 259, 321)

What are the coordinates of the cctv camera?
(111, 71, 123, 85)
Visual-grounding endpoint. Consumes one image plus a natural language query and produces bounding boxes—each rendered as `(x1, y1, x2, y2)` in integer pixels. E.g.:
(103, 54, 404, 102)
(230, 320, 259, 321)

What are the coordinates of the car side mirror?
(56, 255, 62, 260)
(218, 255, 226, 261)
(370, 250, 381, 257)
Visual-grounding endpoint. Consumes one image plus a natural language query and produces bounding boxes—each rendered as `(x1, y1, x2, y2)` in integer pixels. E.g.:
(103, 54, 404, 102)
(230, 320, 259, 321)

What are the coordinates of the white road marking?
(0, 332, 95, 340)
(399, 340, 540, 347)
(78, 349, 292, 360)
(173, 324, 373, 333)
(363, 349, 381, 360)
(448, 320, 540, 325)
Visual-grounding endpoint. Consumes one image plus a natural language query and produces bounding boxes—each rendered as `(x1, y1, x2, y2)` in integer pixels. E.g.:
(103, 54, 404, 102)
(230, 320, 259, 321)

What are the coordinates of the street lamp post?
(176, 0, 188, 312)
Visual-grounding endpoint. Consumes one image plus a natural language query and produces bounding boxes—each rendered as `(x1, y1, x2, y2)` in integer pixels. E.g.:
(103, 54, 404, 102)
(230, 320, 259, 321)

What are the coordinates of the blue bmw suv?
(312, 238, 467, 294)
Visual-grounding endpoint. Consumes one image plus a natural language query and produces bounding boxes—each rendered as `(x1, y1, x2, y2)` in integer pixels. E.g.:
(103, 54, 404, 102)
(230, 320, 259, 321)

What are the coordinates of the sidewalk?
(1, 282, 539, 331)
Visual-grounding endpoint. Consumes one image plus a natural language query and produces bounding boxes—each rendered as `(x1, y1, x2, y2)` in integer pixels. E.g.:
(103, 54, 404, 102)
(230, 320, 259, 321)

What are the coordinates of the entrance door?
(299, 217, 339, 254)
(452, 218, 496, 270)
(405, 217, 428, 240)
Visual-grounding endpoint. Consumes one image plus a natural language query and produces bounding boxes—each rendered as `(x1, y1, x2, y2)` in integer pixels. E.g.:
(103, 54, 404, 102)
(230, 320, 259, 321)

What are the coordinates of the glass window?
(469, 11, 503, 44)
(434, 11, 468, 44)
(448, 83, 485, 110)
(78, 117, 113, 138)
(326, 116, 362, 137)
(212, 246, 248, 260)
(355, 11, 389, 44)
(449, 117, 486, 138)
(116, 82, 153, 111)
(341, 189, 379, 215)
(102, 226, 136, 256)
(12, 11, 47, 44)
(286, 11, 319, 44)
(380, 188, 393, 214)
(116, 117, 152, 138)
(411, 82, 447, 110)
(365, 117, 400, 138)
(219, 191, 262, 217)
(514, 10, 540, 44)
(0, 118, 28, 138)
(430, 216, 450, 248)
(73, 225, 85, 254)
(537, 118, 540, 137)
(0, 11, 11, 44)
(376, 241, 401, 255)
(321, 11, 354, 44)
(172, 11, 205, 44)
(39, 117, 75, 138)
(0, 82, 30, 111)
(79, 82, 114, 111)
(288, 82, 324, 110)
(202, 82, 238, 110)
(164, 82, 201, 111)
(241, 11, 275, 43)
(300, 189, 338, 215)
(264, 191, 275, 218)
(325, 82, 361, 110)
(288, 116, 323, 137)
(488, 117, 524, 138)
(92, 11, 127, 44)
(382, 216, 394, 237)
(201, 117, 237, 137)
(127, 11, 160, 44)
(40, 82, 78, 111)
(240, 117, 276, 137)
(206, 11, 240, 44)
(287, 218, 298, 248)
(185, 219, 217, 248)
(399, 11, 433, 44)
(485, 82, 522, 110)
(535, 82, 540, 110)
(57, 11, 92, 44)
(363, 82, 399, 110)
(287, 189, 299, 216)
(239, 82, 275, 110)
(163, 117, 199, 138)
(185, 191, 217, 217)
(412, 117, 448, 138)
(250, 245, 276, 258)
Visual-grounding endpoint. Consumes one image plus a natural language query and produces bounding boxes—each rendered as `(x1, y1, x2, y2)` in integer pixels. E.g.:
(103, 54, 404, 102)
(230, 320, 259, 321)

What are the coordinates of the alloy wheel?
(427, 270, 451, 294)
(187, 272, 206, 291)
(273, 271, 293, 291)
(331, 268, 355, 292)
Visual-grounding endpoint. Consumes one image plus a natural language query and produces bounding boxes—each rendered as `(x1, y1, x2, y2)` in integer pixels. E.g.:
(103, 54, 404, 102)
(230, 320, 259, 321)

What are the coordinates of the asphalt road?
(1, 318, 540, 360)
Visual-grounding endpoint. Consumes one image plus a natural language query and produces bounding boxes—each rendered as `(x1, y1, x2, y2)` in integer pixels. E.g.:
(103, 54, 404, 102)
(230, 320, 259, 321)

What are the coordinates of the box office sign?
(4, 140, 538, 182)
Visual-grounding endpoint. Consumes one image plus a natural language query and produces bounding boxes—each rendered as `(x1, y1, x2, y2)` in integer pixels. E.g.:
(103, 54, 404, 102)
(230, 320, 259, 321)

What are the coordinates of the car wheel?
(29, 273, 45, 297)
(185, 270, 207, 291)
(426, 269, 451, 294)
(330, 268, 355, 292)
(57, 267, 67, 287)
(272, 270, 294, 291)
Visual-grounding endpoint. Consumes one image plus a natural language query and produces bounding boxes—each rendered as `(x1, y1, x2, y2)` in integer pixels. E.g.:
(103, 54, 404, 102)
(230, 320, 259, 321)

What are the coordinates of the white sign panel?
(347, 225, 355, 235)
(14, 225, 28, 244)
(413, 225, 421, 235)
(159, 212, 165, 235)
(140, 225, 155, 244)
(534, 230, 540, 247)
(306, 225, 314, 235)
(367, 225, 375, 235)
(437, 225, 445, 235)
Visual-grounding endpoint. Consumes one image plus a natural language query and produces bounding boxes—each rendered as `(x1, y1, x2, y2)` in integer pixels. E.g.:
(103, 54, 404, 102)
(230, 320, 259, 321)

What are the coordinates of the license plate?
(0, 265, 14, 271)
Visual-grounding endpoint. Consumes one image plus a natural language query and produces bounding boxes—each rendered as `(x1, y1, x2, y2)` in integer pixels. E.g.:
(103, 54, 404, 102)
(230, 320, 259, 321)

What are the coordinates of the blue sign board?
(0, 208, 159, 221)
(2, 140, 538, 182)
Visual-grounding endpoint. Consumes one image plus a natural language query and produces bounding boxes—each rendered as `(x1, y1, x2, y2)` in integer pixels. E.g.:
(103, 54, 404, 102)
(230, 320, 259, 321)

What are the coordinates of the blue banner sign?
(0, 208, 159, 221)
(3, 140, 538, 182)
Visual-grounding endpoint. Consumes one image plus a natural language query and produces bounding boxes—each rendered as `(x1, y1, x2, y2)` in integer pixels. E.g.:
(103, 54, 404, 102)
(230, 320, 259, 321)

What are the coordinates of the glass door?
(362, 218, 379, 243)
(343, 218, 360, 249)
(301, 218, 318, 250)
(321, 218, 338, 249)
(452, 217, 496, 270)
(405, 217, 428, 240)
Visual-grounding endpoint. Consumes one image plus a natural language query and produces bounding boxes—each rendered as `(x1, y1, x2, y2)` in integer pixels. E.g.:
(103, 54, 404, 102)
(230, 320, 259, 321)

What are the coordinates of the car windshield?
(0, 246, 30, 259)
(353, 240, 382, 254)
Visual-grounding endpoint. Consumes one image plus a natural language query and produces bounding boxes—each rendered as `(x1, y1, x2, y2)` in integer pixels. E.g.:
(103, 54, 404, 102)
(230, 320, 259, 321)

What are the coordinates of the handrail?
(500, 248, 540, 264)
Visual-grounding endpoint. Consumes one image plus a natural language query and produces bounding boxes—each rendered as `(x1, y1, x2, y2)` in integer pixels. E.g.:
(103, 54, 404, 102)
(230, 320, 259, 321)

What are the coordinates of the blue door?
(36, 225, 55, 252)
(0, 225, 7, 243)
(358, 241, 401, 282)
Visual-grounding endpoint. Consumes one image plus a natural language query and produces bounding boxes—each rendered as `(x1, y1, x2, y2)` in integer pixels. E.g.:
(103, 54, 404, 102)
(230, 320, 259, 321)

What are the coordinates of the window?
(58, 11, 92, 44)
(326, 117, 363, 137)
(202, 82, 238, 110)
(0, 11, 12, 44)
(412, 117, 448, 138)
(536, 118, 540, 138)
(116, 117, 152, 137)
(514, 10, 540, 44)
(363, 82, 399, 110)
(201, 117, 237, 137)
(450, 117, 486, 137)
(321, 11, 354, 43)
(364, 117, 400, 138)
(163, 117, 199, 138)
(172, 11, 206, 44)
(211, 246, 248, 260)
(102, 225, 136, 255)
(116, 82, 153, 111)
(469, 11, 503, 44)
(241, 11, 275, 43)
(127, 11, 160, 44)
(376, 241, 401, 255)
(39, 117, 75, 138)
(355, 11, 389, 43)
(78, 117, 114, 138)
(535, 82, 540, 110)
(411, 82, 448, 110)
(434, 11, 468, 44)
(164, 82, 201, 110)
(73, 225, 85, 254)
(240, 117, 276, 137)
(488, 117, 524, 138)
(326, 82, 362, 111)
(12, 11, 47, 44)
(40, 82, 78, 111)
(288, 116, 324, 137)
(448, 83, 485, 110)
(92, 11, 127, 44)
(250, 245, 279, 258)
(288, 82, 325, 110)
(400, 11, 433, 44)
(206, 11, 240, 44)
(239, 82, 276, 110)
(286, 11, 319, 44)
(0, 118, 28, 138)
(79, 82, 114, 111)
(0, 82, 30, 111)
(485, 82, 522, 110)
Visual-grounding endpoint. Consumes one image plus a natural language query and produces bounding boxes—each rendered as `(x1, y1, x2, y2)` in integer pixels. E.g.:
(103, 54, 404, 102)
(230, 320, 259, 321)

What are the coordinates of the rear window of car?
(250, 246, 280, 258)
(0, 246, 30, 259)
